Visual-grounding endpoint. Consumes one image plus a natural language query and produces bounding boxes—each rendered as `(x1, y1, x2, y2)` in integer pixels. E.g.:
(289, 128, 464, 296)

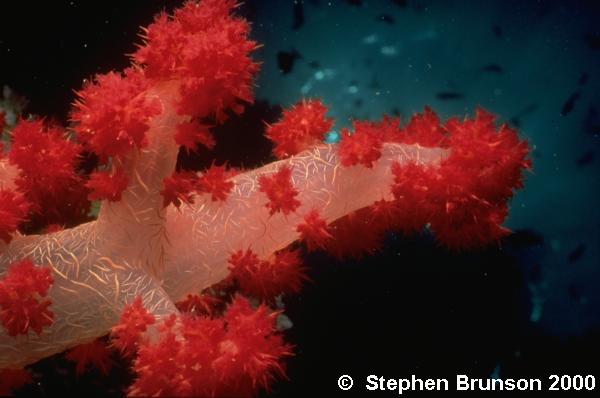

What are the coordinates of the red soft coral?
(265, 99, 333, 158)
(388, 107, 531, 249)
(258, 166, 301, 215)
(71, 68, 161, 161)
(398, 106, 448, 147)
(0, 368, 32, 396)
(8, 118, 89, 227)
(128, 315, 184, 396)
(338, 120, 384, 168)
(228, 248, 306, 301)
(134, 0, 260, 121)
(175, 120, 215, 151)
(128, 296, 292, 397)
(176, 293, 223, 317)
(110, 296, 155, 357)
(86, 169, 129, 202)
(160, 171, 197, 208)
(197, 164, 234, 202)
(211, 297, 291, 396)
(65, 339, 112, 375)
(296, 209, 333, 252)
(0, 189, 29, 244)
(322, 209, 385, 259)
(426, 108, 529, 248)
(0, 259, 54, 336)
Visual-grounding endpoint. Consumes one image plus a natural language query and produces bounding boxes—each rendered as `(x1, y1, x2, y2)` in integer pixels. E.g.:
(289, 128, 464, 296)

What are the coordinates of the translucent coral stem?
(0, 142, 447, 369)
(0, 222, 178, 369)
(160, 143, 449, 300)
(95, 81, 186, 275)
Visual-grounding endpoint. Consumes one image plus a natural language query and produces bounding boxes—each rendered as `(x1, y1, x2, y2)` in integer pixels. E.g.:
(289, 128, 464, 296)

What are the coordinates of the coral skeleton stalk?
(0, 139, 447, 368)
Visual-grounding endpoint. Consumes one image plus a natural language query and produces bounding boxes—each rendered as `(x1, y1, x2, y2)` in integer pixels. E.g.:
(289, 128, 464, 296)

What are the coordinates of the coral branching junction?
(0, 0, 530, 396)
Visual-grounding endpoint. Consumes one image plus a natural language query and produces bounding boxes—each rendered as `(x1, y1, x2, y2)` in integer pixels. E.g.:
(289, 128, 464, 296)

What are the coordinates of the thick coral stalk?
(0, 141, 446, 369)
(93, 81, 186, 275)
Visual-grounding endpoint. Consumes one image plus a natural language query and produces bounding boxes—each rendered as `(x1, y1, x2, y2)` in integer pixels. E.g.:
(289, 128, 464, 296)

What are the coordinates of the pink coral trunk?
(0, 141, 447, 368)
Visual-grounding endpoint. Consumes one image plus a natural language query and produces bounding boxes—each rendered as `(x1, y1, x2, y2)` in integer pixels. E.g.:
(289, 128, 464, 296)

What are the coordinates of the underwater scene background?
(0, 0, 599, 396)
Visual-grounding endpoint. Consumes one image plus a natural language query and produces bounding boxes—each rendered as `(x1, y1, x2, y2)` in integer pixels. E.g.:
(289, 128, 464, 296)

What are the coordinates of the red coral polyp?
(258, 166, 301, 216)
(71, 68, 161, 161)
(392, 106, 448, 147)
(0, 189, 29, 244)
(228, 248, 306, 301)
(86, 169, 129, 202)
(0, 259, 54, 336)
(128, 296, 291, 397)
(0, 368, 32, 396)
(160, 171, 197, 208)
(197, 164, 234, 202)
(110, 296, 155, 358)
(175, 120, 215, 151)
(265, 99, 334, 158)
(133, 0, 260, 121)
(387, 107, 531, 249)
(338, 120, 384, 168)
(65, 339, 112, 375)
(176, 293, 223, 317)
(296, 209, 333, 252)
(8, 118, 89, 226)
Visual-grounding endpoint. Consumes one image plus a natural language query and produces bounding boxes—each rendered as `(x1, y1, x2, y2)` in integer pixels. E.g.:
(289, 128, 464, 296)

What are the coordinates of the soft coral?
(128, 296, 291, 397)
(133, 0, 260, 121)
(0, 259, 54, 336)
(8, 118, 89, 228)
(0, 189, 29, 244)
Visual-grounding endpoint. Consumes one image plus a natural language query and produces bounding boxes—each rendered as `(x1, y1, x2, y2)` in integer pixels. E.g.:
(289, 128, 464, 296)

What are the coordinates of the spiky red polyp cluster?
(323, 208, 386, 259)
(86, 169, 129, 202)
(296, 209, 333, 252)
(258, 166, 301, 215)
(110, 296, 155, 357)
(278, 106, 528, 256)
(197, 164, 235, 202)
(0, 259, 53, 336)
(161, 165, 235, 207)
(338, 120, 385, 168)
(412, 108, 529, 248)
(133, 0, 259, 121)
(321, 106, 529, 254)
(266, 99, 334, 159)
(128, 296, 291, 397)
(8, 119, 89, 226)
(175, 120, 215, 152)
(65, 339, 112, 375)
(160, 171, 197, 208)
(397, 106, 447, 147)
(0, 189, 29, 243)
(71, 69, 161, 162)
(176, 293, 223, 317)
(0, 369, 31, 396)
(228, 248, 306, 301)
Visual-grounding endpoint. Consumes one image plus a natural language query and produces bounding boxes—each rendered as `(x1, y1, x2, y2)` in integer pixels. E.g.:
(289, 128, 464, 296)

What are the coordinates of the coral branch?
(0, 2, 530, 395)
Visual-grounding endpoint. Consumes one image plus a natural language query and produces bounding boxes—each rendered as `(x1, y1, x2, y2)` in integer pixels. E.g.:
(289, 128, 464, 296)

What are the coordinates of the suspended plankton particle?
(362, 34, 379, 44)
(380, 45, 398, 56)
(300, 82, 313, 95)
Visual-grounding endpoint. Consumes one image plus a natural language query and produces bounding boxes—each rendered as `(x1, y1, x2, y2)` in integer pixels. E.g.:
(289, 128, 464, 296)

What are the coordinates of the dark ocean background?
(1, 0, 599, 396)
